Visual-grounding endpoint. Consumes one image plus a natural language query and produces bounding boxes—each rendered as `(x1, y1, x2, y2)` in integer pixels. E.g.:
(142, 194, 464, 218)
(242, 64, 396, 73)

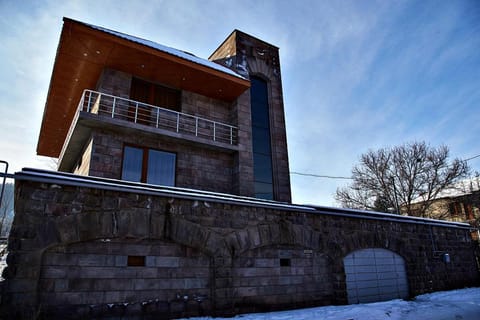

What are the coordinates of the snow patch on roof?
(434, 177, 480, 199)
(412, 177, 480, 204)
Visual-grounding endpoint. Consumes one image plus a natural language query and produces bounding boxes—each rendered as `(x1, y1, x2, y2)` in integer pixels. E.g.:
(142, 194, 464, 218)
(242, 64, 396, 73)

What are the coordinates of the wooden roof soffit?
(37, 18, 250, 157)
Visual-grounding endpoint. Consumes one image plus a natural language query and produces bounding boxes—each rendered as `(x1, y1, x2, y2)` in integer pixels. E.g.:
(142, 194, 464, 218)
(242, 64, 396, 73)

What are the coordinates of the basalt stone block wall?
(1, 171, 478, 319)
(74, 129, 235, 194)
(72, 67, 239, 195)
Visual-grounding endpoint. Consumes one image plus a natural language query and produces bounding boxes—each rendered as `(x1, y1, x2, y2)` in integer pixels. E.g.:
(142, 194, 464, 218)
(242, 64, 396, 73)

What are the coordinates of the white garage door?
(344, 248, 409, 304)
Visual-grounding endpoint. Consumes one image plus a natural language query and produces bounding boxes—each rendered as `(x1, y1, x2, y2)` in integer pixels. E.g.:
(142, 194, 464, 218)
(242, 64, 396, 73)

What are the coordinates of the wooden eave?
(37, 18, 250, 157)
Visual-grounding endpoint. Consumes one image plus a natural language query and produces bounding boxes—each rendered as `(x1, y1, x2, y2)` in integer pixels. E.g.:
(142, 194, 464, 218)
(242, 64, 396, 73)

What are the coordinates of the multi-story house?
(37, 17, 291, 202)
(408, 177, 480, 240)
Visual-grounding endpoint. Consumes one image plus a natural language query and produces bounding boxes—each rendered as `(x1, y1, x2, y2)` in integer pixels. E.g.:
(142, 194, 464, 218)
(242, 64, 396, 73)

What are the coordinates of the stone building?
(408, 177, 480, 240)
(0, 18, 479, 319)
(37, 18, 291, 202)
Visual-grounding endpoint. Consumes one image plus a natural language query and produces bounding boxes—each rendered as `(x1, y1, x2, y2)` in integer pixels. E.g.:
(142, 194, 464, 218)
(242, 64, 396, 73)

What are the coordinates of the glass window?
(121, 146, 176, 187)
(250, 76, 274, 200)
(251, 107, 270, 128)
(130, 77, 180, 111)
(252, 128, 271, 155)
(121, 146, 143, 182)
(250, 77, 268, 104)
(254, 181, 274, 200)
(147, 149, 176, 186)
(253, 153, 273, 183)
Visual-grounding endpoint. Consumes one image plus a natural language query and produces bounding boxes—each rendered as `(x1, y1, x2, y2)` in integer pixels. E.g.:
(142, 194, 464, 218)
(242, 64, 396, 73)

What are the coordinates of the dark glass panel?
(252, 127, 271, 155)
(253, 153, 273, 183)
(154, 85, 181, 111)
(121, 146, 143, 182)
(147, 149, 176, 186)
(130, 78, 151, 103)
(250, 77, 268, 104)
(254, 181, 274, 200)
(251, 104, 270, 128)
(250, 76, 274, 200)
(250, 77, 270, 128)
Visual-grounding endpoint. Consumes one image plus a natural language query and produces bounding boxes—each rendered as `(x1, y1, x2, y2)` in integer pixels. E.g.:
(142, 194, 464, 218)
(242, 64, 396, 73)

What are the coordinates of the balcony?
(58, 90, 238, 172)
(81, 90, 237, 144)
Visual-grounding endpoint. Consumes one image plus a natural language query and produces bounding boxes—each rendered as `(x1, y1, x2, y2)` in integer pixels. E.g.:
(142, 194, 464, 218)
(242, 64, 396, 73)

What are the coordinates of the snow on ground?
(180, 288, 480, 320)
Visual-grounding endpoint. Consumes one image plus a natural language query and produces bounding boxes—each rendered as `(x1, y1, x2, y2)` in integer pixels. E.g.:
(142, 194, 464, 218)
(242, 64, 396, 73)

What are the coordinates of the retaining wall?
(1, 169, 478, 319)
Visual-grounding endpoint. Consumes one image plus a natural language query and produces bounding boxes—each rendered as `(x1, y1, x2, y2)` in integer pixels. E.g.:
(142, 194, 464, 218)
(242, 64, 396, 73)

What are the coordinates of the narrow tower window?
(250, 77, 274, 200)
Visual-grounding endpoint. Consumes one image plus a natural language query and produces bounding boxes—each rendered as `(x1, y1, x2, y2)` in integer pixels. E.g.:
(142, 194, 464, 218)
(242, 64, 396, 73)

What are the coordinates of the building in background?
(409, 177, 480, 240)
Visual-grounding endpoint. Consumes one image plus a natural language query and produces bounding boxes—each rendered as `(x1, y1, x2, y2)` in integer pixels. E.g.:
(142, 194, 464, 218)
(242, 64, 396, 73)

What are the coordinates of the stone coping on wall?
(14, 167, 471, 230)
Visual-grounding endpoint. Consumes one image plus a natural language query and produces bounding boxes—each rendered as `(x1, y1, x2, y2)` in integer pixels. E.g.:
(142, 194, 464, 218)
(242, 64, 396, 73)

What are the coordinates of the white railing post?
(135, 102, 139, 123)
(195, 118, 198, 136)
(176, 114, 180, 132)
(79, 90, 86, 111)
(230, 127, 233, 145)
(156, 108, 160, 128)
(112, 96, 116, 118)
(213, 122, 216, 141)
(87, 91, 92, 112)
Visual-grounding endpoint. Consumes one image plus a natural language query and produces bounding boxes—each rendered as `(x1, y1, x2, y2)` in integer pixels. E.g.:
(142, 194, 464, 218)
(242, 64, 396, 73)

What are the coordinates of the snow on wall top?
(13, 167, 471, 229)
(79, 19, 245, 80)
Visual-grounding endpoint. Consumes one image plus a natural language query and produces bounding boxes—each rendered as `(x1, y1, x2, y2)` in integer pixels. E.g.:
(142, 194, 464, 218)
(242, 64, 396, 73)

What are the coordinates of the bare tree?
(335, 142, 470, 217)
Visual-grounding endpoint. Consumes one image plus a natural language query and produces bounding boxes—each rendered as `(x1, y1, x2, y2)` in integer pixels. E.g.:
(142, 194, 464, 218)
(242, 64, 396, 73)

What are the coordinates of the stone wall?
(77, 67, 251, 197)
(85, 128, 235, 194)
(73, 64, 291, 202)
(1, 170, 478, 319)
(182, 91, 233, 125)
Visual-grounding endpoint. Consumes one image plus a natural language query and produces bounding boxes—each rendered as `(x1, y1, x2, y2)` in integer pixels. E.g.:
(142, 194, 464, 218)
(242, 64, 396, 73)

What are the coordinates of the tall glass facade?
(250, 77, 274, 200)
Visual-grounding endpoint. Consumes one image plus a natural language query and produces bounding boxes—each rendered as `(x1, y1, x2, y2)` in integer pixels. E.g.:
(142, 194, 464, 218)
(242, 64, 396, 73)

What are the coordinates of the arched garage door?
(344, 248, 408, 304)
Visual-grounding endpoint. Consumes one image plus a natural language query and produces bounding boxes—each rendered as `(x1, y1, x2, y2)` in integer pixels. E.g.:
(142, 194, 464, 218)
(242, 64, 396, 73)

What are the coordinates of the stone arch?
(220, 221, 337, 311)
(323, 227, 408, 262)
(247, 58, 276, 80)
(48, 201, 226, 258)
(31, 201, 226, 318)
(225, 221, 322, 256)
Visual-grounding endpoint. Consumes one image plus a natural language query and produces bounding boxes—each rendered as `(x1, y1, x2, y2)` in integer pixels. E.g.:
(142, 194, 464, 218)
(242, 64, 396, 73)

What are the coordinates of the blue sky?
(0, 0, 479, 206)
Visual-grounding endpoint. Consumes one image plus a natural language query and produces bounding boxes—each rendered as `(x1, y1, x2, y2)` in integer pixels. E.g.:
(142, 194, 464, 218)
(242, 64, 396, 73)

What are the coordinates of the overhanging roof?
(37, 18, 250, 157)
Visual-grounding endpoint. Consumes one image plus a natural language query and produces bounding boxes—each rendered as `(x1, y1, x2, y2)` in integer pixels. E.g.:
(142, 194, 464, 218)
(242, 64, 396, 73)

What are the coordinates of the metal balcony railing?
(78, 89, 237, 145)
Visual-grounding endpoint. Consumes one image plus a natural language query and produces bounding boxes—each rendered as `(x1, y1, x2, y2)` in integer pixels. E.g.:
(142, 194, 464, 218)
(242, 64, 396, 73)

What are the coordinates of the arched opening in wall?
(38, 239, 211, 318)
(231, 245, 334, 313)
(343, 248, 409, 304)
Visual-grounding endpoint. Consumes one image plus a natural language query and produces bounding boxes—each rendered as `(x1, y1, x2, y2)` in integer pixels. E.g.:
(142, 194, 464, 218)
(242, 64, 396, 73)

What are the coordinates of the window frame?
(130, 77, 181, 112)
(121, 144, 177, 186)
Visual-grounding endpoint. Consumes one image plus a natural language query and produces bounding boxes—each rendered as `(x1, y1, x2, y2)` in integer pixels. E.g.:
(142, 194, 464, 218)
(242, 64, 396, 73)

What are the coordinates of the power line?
(464, 154, 480, 162)
(290, 171, 352, 180)
(290, 153, 480, 181)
